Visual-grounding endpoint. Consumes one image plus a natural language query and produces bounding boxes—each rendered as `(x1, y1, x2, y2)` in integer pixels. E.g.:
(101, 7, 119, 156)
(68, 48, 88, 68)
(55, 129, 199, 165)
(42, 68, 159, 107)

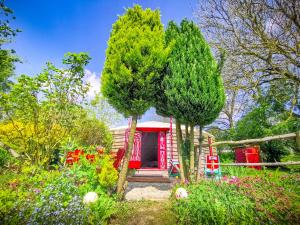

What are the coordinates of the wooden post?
(296, 131, 300, 152)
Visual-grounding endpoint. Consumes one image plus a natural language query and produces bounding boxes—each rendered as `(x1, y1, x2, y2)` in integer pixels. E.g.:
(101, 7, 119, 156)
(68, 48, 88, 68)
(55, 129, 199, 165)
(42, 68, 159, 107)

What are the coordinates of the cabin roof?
(110, 120, 211, 135)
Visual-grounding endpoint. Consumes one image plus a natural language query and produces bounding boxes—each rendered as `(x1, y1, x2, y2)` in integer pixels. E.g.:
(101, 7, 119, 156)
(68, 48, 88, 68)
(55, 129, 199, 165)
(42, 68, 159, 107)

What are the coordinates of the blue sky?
(7, 0, 200, 124)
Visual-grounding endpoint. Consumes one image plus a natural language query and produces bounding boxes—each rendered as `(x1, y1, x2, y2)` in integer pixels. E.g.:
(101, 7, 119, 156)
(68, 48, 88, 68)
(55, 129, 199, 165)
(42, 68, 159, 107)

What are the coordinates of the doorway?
(141, 132, 158, 168)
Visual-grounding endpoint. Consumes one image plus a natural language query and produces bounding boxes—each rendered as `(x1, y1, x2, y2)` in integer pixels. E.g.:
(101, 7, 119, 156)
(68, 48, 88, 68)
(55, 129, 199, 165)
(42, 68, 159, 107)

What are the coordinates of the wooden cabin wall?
(110, 127, 216, 172)
(166, 128, 216, 171)
(110, 129, 126, 152)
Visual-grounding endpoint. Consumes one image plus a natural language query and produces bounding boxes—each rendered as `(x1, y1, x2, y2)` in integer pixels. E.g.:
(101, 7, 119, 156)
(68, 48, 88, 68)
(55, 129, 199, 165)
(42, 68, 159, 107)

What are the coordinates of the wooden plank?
(127, 176, 171, 183)
(205, 161, 300, 166)
(202, 132, 298, 147)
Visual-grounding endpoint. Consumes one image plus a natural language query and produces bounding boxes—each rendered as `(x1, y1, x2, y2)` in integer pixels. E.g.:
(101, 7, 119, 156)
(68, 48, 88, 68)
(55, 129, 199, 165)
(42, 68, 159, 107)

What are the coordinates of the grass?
(172, 168, 300, 225)
(109, 200, 176, 225)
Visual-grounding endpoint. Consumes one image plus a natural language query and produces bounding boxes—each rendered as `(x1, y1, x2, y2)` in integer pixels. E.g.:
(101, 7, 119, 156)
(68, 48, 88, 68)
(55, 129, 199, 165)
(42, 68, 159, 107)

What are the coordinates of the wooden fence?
(199, 131, 300, 167)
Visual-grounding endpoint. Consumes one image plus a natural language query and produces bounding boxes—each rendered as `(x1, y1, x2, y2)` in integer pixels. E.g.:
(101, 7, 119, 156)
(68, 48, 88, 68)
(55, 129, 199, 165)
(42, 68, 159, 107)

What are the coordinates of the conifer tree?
(164, 19, 225, 179)
(101, 5, 168, 194)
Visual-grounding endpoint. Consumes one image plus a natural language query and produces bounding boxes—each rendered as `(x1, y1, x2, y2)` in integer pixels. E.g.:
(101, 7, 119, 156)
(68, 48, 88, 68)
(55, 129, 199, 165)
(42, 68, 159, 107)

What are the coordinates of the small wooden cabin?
(110, 121, 216, 176)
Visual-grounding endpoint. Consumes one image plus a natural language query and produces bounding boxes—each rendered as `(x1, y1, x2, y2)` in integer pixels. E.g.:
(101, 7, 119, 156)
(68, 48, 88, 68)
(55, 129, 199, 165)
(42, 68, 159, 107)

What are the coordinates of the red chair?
(205, 155, 221, 178)
(113, 148, 125, 170)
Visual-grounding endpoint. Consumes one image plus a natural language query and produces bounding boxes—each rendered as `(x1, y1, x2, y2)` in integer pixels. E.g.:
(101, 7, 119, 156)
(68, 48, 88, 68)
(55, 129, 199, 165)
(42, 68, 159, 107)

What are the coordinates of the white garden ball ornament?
(175, 187, 188, 199)
(83, 192, 98, 204)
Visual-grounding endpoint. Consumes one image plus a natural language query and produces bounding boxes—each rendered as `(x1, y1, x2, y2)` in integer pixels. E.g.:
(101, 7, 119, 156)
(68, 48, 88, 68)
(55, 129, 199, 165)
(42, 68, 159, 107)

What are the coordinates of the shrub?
(98, 155, 118, 189)
(70, 154, 118, 192)
(28, 174, 90, 225)
(219, 151, 234, 163)
(173, 182, 257, 225)
(73, 116, 113, 149)
(0, 147, 11, 168)
(0, 166, 62, 224)
(173, 173, 300, 225)
(88, 188, 117, 225)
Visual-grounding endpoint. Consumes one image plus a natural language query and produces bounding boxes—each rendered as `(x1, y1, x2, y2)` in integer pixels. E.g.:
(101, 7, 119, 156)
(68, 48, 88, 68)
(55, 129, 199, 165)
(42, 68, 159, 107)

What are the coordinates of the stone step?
(135, 169, 168, 177)
(127, 175, 171, 183)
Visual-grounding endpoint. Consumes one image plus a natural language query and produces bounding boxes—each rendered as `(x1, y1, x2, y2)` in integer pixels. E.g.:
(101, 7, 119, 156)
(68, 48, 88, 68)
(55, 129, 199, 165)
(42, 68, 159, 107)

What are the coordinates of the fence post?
(296, 131, 300, 152)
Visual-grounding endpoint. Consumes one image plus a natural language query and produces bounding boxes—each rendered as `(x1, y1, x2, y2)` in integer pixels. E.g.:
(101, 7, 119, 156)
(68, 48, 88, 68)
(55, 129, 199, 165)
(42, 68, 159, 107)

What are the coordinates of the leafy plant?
(28, 174, 90, 225)
(0, 53, 91, 167)
(0, 147, 10, 167)
(173, 172, 300, 225)
(97, 155, 118, 189)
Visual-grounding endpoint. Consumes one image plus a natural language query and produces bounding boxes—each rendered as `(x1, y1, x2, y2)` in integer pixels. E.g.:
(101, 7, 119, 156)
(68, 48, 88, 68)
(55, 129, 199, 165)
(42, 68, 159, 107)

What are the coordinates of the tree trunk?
(189, 124, 195, 178)
(196, 125, 203, 181)
(116, 115, 137, 195)
(176, 120, 186, 182)
(185, 124, 189, 138)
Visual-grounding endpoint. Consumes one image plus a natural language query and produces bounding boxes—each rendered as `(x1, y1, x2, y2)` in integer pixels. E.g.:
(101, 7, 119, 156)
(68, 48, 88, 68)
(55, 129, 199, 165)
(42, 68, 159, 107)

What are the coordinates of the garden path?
(109, 200, 176, 225)
(125, 182, 172, 201)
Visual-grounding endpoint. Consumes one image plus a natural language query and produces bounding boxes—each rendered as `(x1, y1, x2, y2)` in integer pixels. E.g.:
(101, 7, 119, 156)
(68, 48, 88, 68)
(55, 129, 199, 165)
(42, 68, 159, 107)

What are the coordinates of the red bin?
(235, 146, 261, 170)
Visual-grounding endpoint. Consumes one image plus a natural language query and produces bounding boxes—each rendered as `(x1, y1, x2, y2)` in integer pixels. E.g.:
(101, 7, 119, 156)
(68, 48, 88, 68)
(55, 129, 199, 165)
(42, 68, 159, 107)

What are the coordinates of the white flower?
(83, 192, 98, 204)
(175, 187, 188, 199)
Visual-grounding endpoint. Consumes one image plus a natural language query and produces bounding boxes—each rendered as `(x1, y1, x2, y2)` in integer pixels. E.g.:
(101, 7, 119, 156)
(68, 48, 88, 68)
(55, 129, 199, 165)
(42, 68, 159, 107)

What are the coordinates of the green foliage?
(0, 147, 10, 167)
(0, 0, 21, 93)
(163, 19, 225, 126)
(70, 154, 118, 193)
(73, 115, 113, 149)
(0, 52, 91, 166)
(173, 172, 300, 225)
(0, 162, 117, 225)
(88, 189, 117, 225)
(28, 174, 90, 225)
(218, 151, 234, 163)
(234, 105, 299, 162)
(0, 165, 61, 224)
(281, 153, 300, 172)
(174, 182, 256, 225)
(98, 155, 118, 189)
(102, 4, 169, 117)
(0, 49, 18, 92)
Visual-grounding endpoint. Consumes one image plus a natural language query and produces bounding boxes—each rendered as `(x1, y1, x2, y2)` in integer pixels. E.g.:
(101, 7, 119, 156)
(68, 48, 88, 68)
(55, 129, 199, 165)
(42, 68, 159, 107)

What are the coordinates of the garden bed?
(172, 169, 300, 225)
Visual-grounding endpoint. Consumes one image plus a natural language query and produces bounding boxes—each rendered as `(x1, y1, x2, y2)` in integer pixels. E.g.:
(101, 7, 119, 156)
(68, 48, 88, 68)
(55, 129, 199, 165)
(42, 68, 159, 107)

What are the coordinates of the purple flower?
(34, 188, 41, 194)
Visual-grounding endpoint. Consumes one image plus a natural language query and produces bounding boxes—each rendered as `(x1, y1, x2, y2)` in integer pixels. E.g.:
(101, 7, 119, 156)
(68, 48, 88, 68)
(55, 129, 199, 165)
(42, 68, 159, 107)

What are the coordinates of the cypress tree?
(101, 5, 168, 194)
(164, 19, 225, 179)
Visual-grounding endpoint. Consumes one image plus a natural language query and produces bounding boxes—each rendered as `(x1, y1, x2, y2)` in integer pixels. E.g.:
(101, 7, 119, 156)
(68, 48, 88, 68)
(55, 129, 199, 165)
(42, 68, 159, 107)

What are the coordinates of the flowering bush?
(172, 173, 300, 225)
(0, 166, 117, 225)
(69, 154, 118, 193)
(97, 155, 118, 189)
(28, 174, 90, 225)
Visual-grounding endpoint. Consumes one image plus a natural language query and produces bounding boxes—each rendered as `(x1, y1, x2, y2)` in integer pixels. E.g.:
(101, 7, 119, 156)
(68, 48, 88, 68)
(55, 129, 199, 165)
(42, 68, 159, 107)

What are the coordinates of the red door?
(158, 131, 167, 169)
(124, 129, 142, 169)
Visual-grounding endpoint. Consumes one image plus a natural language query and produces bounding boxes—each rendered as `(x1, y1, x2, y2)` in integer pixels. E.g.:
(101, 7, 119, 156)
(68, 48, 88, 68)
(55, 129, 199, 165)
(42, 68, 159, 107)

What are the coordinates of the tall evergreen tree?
(164, 19, 225, 179)
(101, 5, 169, 194)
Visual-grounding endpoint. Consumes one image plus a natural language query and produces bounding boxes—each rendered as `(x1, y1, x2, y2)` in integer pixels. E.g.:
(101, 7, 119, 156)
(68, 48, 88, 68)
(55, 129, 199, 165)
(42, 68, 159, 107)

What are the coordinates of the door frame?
(136, 127, 169, 170)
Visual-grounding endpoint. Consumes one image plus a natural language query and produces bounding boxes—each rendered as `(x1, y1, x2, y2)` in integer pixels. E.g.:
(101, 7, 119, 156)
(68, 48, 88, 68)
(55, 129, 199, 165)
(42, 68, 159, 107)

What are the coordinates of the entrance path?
(124, 182, 172, 201)
(109, 200, 177, 225)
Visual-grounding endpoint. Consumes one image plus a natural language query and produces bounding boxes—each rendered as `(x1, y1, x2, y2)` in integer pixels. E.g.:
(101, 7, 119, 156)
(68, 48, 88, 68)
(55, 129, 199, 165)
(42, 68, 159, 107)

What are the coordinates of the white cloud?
(84, 69, 101, 99)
